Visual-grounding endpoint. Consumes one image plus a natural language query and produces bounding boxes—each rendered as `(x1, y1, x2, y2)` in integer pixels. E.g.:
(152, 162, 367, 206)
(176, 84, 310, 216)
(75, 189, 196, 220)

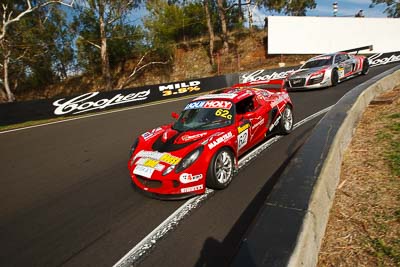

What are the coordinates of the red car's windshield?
(173, 100, 235, 131)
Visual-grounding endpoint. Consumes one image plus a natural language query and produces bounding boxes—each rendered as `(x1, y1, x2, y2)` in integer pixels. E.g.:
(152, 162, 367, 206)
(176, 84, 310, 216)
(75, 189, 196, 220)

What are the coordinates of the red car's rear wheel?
(278, 105, 293, 135)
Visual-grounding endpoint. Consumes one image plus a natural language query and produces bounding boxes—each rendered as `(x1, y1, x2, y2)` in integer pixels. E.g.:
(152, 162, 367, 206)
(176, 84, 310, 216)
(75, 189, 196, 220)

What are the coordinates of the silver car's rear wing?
(340, 45, 373, 55)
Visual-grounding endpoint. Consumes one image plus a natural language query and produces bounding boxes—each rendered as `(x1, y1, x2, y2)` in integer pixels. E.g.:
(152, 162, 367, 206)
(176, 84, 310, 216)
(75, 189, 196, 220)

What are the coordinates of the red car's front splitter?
(130, 181, 200, 200)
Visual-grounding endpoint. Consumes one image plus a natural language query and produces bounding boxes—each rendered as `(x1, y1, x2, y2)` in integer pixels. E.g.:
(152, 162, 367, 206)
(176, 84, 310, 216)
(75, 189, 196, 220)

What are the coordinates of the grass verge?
(318, 86, 400, 267)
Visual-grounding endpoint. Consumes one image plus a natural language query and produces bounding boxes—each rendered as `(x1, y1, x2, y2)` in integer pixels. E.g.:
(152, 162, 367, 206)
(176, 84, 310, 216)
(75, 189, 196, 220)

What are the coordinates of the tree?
(73, 0, 142, 90)
(258, 0, 316, 16)
(0, 0, 74, 102)
(217, 0, 229, 52)
(204, 0, 215, 65)
(370, 0, 400, 17)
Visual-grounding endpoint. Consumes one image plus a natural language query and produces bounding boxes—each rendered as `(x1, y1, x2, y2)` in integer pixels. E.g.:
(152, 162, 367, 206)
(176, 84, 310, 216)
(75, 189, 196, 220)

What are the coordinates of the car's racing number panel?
(134, 165, 154, 178)
(237, 123, 250, 150)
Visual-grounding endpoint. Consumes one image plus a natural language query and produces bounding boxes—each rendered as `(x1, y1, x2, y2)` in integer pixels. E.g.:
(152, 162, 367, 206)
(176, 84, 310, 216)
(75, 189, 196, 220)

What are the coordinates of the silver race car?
(286, 50, 370, 90)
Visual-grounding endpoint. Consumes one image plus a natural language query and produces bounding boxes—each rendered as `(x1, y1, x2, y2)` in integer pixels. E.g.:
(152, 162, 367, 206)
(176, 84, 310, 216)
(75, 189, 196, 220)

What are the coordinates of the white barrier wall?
(268, 16, 400, 54)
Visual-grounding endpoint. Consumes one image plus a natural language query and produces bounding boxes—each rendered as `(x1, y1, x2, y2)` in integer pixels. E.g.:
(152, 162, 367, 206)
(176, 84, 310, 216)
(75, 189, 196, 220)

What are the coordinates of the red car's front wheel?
(206, 148, 234, 190)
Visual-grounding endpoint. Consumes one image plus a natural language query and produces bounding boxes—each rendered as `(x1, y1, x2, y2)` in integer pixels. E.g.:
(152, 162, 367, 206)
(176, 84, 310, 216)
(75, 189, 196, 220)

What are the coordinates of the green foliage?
(72, 1, 145, 75)
(144, 1, 185, 43)
(183, 2, 208, 38)
(370, 0, 400, 18)
(108, 24, 145, 66)
(258, 0, 316, 16)
(73, 8, 102, 74)
(1, 2, 75, 92)
(370, 238, 400, 266)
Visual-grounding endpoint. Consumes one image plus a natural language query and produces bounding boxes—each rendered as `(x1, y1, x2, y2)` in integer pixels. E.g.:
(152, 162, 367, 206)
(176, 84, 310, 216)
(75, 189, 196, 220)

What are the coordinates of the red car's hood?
(162, 128, 210, 144)
(138, 125, 222, 155)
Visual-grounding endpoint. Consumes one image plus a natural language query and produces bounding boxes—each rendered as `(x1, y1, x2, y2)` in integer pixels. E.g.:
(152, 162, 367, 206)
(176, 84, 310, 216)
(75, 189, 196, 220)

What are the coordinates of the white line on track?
(113, 104, 334, 267)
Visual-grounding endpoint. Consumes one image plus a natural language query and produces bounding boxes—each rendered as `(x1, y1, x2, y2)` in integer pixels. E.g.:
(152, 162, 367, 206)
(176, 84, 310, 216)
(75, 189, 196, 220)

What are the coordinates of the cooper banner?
(0, 75, 230, 126)
(239, 66, 299, 83)
(368, 51, 400, 67)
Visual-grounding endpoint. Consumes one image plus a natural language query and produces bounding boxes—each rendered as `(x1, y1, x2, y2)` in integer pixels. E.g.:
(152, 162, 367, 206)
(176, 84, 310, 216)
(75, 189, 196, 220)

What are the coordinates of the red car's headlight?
(175, 146, 204, 173)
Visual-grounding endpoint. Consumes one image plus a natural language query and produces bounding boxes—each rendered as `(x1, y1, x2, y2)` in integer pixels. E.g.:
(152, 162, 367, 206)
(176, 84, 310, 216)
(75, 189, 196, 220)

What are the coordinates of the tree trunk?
(2, 46, 15, 102)
(98, 3, 112, 90)
(238, 0, 243, 24)
(217, 0, 229, 53)
(247, 3, 253, 29)
(204, 0, 215, 65)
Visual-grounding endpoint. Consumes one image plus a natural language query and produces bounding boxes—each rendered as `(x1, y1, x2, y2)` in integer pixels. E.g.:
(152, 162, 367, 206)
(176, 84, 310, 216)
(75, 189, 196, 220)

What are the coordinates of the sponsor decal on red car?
(181, 133, 208, 142)
(184, 100, 232, 110)
(181, 184, 204, 193)
(142, 127, 163, 141)
(135, 150, 181, 165)
(179, 173, 203, 184)
(133, 165, 154, 179)
(207, 132, 234, 149)
(203, 100, 232, 109)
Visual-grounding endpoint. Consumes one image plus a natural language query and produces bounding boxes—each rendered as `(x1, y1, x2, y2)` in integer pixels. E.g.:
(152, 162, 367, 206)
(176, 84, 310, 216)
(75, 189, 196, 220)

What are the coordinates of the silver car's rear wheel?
(362, 59, 369, 75)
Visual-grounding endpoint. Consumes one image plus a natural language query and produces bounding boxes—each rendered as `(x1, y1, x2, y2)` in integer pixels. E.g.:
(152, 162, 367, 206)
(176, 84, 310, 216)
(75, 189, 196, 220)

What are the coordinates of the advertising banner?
(0, 75, 230, 126)
(1, 51, 399, 127)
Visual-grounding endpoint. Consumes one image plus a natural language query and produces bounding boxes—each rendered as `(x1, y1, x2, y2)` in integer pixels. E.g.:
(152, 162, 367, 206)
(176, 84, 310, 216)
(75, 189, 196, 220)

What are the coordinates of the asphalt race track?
(0, 64, 395, 267)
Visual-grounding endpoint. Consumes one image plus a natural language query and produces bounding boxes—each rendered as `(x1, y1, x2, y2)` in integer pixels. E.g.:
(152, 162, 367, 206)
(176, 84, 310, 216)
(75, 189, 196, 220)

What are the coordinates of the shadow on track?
(194, 138, 305, 267)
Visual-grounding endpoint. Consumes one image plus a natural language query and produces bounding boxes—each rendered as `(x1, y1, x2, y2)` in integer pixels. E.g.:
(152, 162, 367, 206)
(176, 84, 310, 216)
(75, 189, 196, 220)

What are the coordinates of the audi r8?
(128, 79, 293, 199)
(286, 50, 370, 90)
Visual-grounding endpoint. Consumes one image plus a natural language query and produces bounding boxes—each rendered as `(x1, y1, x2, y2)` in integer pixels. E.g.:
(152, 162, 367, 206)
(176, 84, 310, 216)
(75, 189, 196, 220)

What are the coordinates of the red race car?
(128, 79, 293, 199)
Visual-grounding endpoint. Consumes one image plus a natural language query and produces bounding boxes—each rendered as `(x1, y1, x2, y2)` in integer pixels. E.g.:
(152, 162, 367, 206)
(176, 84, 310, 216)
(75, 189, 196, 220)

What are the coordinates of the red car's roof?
(194, 90, 253, 103)
(193, 79, 285, 103)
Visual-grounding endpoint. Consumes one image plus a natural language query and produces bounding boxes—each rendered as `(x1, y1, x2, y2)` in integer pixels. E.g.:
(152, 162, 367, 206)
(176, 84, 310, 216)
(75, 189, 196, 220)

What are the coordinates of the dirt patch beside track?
(318, 86, 400, 266)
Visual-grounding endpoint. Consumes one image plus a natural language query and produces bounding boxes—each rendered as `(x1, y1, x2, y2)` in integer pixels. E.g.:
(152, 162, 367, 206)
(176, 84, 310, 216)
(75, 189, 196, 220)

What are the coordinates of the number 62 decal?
(215, 109, 232, 119)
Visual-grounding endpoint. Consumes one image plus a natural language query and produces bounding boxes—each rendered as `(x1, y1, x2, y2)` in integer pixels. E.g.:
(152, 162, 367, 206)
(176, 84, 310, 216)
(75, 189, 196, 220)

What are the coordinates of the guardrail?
(230, 64, 400, 267)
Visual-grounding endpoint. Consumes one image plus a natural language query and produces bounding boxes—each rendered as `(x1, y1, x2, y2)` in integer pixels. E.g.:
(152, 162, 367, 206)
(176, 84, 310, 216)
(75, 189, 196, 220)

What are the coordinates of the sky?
(250, 0, 388, 26)
(302, 0, 386, 17)
(131, 1, 389, 29)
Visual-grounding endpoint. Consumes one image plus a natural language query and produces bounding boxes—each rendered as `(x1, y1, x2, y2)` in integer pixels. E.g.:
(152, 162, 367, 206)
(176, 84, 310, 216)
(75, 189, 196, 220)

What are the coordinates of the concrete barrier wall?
(289, 66, 400, 267)
(268, 16, 400, 54)
(231, 64, 400, 267)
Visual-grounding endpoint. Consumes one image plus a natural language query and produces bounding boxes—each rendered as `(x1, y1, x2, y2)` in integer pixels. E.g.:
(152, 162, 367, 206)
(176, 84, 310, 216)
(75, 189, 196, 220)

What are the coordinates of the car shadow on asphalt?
(194, 142, 304, 267)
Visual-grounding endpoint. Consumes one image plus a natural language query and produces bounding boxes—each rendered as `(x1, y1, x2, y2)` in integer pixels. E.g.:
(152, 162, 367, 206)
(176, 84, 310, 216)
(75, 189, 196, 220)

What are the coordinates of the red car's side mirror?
(242, 112, 253, 120)
(171, 112, 179, 119)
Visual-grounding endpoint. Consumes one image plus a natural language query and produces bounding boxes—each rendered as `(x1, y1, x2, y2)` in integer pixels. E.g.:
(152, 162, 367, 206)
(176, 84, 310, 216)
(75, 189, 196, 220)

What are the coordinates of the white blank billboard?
(268, 16, 400, 54)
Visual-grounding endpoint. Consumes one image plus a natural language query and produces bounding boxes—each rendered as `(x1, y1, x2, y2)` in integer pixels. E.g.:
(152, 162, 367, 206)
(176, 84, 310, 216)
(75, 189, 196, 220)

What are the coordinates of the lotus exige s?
(128, 79, 293, 199)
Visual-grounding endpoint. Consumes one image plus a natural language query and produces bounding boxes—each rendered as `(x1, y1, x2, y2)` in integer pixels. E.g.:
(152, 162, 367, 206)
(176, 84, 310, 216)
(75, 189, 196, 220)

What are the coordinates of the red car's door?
(235, 96, 266, 155)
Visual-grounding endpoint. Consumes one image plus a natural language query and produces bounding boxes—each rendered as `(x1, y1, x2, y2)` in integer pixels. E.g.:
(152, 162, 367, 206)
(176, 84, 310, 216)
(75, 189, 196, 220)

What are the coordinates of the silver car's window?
(302, 57, 333, 69)
(335, 54, 348, 63)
